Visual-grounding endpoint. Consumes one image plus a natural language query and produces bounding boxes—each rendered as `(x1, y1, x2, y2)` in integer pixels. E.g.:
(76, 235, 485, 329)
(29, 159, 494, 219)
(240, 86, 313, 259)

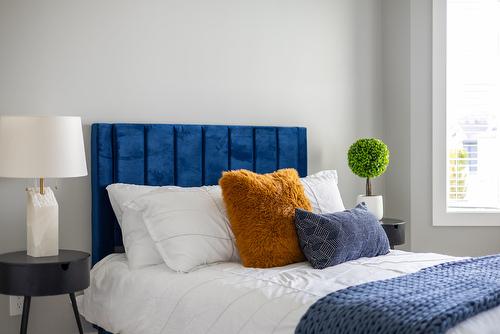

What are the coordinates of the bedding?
(295, 203, 389, 269)
(106, 170, 342, 225)
(300, 170, 344, 213)
(106, 183, 159, 226)
(108, 183, 166, 269)
(105, 170, 344, 271)
(296, 254, 500, 334)
(121, 204, 164, 269)
(80, 250, 500, 334)
(133, 185, 239, 273)
(219, 168, 312, 268)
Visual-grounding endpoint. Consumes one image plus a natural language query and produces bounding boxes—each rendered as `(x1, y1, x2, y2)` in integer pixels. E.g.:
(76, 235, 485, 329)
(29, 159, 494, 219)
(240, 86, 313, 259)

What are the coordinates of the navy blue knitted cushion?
(294, 203, 389, 269)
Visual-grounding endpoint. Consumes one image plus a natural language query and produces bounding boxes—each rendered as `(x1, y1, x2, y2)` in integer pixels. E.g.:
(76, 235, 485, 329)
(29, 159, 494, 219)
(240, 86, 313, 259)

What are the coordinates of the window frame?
(432, 0, 500, 226)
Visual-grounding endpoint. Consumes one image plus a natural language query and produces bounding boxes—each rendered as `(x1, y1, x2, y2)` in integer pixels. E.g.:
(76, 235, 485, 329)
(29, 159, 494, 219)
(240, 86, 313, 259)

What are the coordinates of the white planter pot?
(356, 195, 383, 220)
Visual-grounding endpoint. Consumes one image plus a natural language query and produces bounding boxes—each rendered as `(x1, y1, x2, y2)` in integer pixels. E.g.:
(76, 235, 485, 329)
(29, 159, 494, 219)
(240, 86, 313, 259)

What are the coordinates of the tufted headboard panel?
(91, 123, 307, 265)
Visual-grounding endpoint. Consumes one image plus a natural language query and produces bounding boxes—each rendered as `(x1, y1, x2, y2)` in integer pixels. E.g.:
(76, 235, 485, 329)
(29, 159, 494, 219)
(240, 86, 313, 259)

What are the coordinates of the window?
(433, 0, 500, 225)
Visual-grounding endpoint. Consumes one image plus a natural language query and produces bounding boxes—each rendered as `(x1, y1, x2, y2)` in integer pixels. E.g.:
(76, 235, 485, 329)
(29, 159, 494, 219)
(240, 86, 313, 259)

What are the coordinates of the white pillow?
(132, 185, 240, 273)
(107, 183, 165, 269)
(106, 183, 159, 227)
(105, 170, 344, 271)
(121, 202, 164, 269)
(301, 170, 345, 213)
(107, 170, 344, 225)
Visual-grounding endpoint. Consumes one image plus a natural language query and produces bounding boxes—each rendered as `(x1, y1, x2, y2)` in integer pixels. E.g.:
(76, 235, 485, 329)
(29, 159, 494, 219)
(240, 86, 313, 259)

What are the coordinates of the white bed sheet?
(80, 250, 500, 334)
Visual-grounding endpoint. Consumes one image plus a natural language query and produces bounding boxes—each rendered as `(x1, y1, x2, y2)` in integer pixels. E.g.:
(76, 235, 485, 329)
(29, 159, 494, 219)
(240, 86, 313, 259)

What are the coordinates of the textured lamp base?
(26, 187, 59, 257)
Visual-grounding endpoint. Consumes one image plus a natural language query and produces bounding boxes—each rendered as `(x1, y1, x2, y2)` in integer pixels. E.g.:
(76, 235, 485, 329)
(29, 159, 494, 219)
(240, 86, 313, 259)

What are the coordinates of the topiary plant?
(348, 138, 390, 196)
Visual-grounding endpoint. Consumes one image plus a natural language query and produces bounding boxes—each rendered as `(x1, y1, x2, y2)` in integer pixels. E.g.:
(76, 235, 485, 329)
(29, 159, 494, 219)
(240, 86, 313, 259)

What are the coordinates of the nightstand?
(380, 218, 406, 249)
(0, 250, 90, 334)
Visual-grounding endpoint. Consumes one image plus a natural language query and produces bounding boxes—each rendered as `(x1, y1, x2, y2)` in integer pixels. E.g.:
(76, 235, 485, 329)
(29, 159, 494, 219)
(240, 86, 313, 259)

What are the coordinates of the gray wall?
(381, 0, 411, 250)
(381, 0, 500, 256)
(409, 0, 500, 256)
(0, 0, 384, 332)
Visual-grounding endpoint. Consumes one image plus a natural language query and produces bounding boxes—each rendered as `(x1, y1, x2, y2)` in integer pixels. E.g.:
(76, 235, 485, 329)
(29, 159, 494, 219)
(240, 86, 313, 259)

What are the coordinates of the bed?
(81, 123, 500, 334)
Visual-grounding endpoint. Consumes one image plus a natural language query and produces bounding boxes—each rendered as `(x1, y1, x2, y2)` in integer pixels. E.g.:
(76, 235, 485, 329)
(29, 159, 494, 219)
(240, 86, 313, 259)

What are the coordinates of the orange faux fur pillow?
(219, 168, 312, 268)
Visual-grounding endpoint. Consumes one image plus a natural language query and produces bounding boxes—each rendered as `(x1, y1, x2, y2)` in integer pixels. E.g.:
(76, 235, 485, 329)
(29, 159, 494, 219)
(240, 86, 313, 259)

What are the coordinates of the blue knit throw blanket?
(295, 255, 500, 334)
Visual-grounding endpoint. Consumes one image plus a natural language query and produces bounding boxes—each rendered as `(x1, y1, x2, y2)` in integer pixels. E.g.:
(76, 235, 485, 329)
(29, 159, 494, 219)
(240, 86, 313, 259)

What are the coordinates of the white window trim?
(432, 0, 500, 226)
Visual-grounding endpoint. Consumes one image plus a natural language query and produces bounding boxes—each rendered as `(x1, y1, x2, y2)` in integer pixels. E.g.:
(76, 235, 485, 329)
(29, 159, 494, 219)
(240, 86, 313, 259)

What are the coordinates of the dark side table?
(0, 250, 90, 334)
(380, 218, 406, 249)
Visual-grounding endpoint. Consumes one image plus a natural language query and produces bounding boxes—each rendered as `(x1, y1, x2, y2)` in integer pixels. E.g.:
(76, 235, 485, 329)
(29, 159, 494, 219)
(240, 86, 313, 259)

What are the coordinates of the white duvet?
(80, 250, 500, 334)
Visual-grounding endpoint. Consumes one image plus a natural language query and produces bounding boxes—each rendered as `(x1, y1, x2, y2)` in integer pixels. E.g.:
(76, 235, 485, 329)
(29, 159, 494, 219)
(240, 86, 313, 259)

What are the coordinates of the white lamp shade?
(0, 116, 87, 178)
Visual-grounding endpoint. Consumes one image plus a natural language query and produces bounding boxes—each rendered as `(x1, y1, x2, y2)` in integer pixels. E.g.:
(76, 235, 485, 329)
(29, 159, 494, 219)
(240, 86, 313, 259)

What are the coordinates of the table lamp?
(0, 116, 87, 257)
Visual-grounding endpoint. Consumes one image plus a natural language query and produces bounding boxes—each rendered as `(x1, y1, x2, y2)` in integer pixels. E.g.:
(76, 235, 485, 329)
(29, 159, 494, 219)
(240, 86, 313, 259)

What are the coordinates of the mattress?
(79, 250, 500, 334)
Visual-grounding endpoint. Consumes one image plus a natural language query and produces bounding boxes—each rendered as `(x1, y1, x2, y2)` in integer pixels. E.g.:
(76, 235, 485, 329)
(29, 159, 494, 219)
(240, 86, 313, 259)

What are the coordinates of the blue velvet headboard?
(91, 123, 307, 266)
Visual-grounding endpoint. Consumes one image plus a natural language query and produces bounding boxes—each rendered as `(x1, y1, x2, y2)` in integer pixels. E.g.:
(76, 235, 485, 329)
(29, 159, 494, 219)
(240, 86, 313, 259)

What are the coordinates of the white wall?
(0, 1, 384, 332)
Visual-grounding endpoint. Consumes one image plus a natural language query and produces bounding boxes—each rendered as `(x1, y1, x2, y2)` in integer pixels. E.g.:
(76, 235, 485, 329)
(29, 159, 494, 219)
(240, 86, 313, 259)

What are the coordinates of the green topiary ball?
(348, 138, 390, 179)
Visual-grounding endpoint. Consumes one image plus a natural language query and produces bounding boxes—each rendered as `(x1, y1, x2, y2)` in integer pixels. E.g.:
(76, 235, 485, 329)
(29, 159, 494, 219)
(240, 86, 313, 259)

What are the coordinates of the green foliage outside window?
(449, 148, 468, 200)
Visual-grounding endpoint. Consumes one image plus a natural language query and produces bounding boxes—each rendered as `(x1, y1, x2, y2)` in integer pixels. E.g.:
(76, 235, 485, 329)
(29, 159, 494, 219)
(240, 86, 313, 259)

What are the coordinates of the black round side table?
(380, 218, 406, 249)
(0, 250, 90, 334)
